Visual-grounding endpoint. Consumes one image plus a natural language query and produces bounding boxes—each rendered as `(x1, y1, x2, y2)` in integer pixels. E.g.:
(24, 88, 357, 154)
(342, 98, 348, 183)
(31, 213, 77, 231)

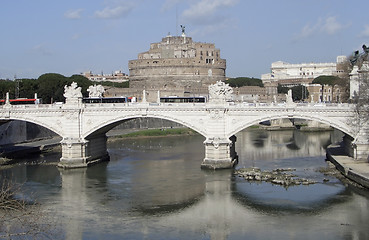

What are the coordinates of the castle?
(103, 30, 226, 102)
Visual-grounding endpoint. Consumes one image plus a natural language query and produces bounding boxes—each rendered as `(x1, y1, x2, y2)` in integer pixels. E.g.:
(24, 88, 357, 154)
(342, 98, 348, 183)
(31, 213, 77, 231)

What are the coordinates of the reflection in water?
(1, 129, 369, 240)
(236, 129, 338, 169)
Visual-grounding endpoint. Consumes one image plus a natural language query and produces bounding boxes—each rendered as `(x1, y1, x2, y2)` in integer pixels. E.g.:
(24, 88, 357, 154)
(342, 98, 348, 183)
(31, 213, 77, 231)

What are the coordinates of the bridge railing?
(0, 101, 354, 110)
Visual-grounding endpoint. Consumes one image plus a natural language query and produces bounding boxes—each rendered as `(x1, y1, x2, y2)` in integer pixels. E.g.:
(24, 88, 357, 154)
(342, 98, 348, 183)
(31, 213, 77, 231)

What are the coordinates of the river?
(1, 128, 369, 240)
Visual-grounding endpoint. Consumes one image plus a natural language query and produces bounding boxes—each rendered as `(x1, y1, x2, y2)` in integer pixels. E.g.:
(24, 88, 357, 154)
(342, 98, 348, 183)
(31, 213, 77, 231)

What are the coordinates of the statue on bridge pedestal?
(285, 89, 294, 106)
(208, 81, 233, 103)
(64, 82, 82, 99)
(64, 82, 82, 105)
(87, 84, 105, 98)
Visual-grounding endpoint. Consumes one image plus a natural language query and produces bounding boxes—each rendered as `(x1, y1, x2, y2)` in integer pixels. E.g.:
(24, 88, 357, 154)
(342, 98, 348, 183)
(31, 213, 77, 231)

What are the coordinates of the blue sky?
(1, 0, 368, 80)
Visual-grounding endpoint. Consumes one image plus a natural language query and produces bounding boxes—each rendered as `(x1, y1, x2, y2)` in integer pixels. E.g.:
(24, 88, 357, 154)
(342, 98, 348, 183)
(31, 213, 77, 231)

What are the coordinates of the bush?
(0, 179, 56, 239)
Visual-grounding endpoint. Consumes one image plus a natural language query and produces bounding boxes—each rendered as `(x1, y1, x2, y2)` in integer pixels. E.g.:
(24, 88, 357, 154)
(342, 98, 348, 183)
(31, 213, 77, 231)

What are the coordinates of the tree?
(277, 84, 288, 94)
(312, 75, 338, 86)
(225, 77, 264, 88)
(37, 73, 67, 103)
(99, 81, 129, 88)
(37, 73, 93, 103)
(277, 84, 309, 102)
(19, 78, 38, 99)
(0, 80, 16, 99)
(291, 85, 309, 102)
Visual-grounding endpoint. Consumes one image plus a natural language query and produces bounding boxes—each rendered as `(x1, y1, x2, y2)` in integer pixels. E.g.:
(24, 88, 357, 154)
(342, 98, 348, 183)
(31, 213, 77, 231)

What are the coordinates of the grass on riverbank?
(111, 128, 199, 139)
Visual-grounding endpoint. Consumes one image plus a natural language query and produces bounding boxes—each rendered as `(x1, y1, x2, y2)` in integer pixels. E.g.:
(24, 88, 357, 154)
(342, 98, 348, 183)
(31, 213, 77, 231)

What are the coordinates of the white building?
(261, 56, 347, 86)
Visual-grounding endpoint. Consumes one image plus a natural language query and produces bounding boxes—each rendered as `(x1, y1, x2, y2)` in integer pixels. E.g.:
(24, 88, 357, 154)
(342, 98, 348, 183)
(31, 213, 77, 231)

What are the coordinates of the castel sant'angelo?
(106, 28, 226, 102)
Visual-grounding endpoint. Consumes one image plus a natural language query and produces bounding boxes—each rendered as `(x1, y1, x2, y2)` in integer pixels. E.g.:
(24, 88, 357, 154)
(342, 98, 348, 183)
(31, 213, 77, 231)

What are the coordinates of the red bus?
(0, 98, 40, 105)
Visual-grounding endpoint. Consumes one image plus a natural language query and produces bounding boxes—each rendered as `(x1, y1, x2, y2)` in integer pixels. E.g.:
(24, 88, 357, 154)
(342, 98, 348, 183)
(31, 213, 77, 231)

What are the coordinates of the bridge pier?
(58, 134, 110, 169)
(201, 135, 238, 169)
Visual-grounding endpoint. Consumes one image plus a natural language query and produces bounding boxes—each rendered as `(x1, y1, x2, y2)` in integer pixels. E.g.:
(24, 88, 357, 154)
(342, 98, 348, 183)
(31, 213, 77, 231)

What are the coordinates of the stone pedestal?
(201, 136, 238, 169)
(353, 143, 369, 162)
(351, 123, 369, 162)
(64, 98, 82, 107)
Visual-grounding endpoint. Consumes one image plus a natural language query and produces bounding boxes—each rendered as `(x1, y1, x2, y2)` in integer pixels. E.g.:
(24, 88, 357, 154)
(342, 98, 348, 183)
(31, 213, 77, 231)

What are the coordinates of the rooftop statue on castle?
(180, 25, 185, 36)
(64, 82, 82, 99)
(87, 84, 105, 98)
(208, 81, 233, 103)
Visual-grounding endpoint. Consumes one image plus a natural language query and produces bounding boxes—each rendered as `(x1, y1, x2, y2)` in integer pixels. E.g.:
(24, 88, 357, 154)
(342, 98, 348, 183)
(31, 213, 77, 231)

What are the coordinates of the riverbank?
(107, 127, 198, 140)
(326, 144, 369, 189)
(0, 137, 62, 165)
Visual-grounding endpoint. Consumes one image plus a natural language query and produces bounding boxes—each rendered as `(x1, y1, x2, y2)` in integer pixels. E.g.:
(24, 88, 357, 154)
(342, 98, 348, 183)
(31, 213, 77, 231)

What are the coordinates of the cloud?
(293, 16, 346, 42)
(358, 25, 369, 38)
(190, 18, 236, 37)
(182, 0, 239, 25)
(64, 9, 83, 19)
(95, 2, 135, 19)
(322, 16, 344, 35)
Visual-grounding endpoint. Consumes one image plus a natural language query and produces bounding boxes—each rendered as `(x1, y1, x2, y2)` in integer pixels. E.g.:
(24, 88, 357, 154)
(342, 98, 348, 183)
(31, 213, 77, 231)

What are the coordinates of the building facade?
(83, 70, 129, 83)
(305, 84, 344, 103)
(260, 56, 349, 103)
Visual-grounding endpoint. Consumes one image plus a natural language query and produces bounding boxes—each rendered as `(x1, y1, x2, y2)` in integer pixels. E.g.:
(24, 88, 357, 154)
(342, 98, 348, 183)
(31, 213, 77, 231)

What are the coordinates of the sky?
(1, 0, 368, 80)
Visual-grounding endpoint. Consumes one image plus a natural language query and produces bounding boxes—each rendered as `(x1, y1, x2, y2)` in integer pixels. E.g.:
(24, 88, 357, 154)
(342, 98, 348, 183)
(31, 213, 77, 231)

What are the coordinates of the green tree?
(291, 85, 309, 101)
(37, 73, 67, 103)
(0, 80, 16, 99)
(99, 81, 129, 88)
(225, 77, 264, 88)
(277, 84, 309, 101)
(277, 84, 288, 94)
(36, 73, 93, 103)
(312, 75, 347, 86)
(19, 78, 38, 99)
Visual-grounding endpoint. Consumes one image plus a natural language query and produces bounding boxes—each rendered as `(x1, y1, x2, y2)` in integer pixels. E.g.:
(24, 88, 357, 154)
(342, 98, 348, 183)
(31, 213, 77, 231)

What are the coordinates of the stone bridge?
(0, 82, 367, 169)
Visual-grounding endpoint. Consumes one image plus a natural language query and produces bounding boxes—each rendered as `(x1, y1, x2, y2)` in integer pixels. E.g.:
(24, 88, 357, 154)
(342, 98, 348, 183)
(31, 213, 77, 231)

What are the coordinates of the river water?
(1, 129, 369, 240)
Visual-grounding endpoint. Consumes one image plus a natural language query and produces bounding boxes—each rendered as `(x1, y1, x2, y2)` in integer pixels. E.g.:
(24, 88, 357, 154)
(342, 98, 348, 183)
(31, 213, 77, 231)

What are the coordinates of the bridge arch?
(83, 114, 207, 139)
(0, 116, 62, 137)
(227, 114, 354, 139)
